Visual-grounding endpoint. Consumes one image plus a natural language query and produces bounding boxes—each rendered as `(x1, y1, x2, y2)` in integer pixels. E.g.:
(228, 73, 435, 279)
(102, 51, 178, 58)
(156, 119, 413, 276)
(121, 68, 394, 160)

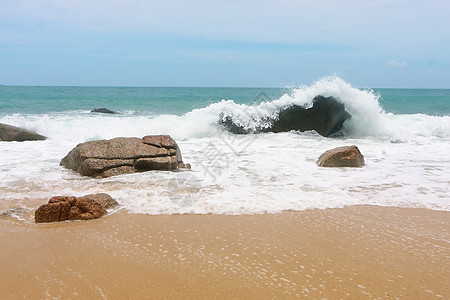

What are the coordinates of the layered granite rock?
(0, 123, 47, 141)
(35, 193, 118, 223)
(60, 135, 188, 178)
(316, 145, 365, 167)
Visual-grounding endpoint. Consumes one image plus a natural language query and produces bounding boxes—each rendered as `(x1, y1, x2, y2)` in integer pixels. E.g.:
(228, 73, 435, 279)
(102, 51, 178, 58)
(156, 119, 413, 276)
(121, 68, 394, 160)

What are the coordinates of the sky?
(0, 0, 449, 88)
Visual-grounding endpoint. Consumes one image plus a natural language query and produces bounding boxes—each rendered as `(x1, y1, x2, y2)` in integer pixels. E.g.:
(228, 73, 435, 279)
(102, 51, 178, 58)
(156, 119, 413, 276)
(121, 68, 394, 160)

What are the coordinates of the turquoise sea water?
(0, 77, 449, 216)
(0, 86, 288, 115)
(1, 86, 449, 116)
(375, 89, 450, 116)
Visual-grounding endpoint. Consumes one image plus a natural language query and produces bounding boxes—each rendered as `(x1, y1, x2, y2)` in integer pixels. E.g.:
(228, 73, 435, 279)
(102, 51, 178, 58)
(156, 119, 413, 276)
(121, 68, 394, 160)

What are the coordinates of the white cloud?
(387, 60, 408, 68)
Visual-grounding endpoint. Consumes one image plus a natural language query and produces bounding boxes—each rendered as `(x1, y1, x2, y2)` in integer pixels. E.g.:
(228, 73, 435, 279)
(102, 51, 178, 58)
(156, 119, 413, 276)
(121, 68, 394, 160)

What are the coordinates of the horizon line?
(1, 84, 449, 90)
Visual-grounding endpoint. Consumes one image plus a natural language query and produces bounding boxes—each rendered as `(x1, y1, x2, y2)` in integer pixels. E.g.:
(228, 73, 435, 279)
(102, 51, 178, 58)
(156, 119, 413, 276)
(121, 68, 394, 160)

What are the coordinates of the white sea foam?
(2, 77, 449, 142)
(0, 77, 449, 215)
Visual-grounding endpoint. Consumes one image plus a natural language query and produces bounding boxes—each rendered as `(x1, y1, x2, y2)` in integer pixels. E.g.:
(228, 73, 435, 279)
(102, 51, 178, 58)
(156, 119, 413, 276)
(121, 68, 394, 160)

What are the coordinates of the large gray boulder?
(0, 123, 47, 141)
(60, 135, 187, 178)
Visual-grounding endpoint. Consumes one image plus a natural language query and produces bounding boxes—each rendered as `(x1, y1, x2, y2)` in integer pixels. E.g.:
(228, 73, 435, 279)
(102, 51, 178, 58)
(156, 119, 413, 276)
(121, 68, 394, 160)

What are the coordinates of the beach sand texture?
(1, 205, 449, 299)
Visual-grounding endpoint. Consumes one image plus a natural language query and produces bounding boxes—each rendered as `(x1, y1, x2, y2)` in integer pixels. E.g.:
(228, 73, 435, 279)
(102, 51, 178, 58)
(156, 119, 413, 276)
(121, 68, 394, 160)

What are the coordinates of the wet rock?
(77, 193, 118, 209)
(219, 95, 351, 137)
(80, 212, 95, 220)
(0, 123, 47, 142)
(35, 196, 74, 223)
(35, 193, 117, 223)
(75, 197, 107, 218)
(267, 96, 351, 137)
(68, 206, 82, 220)
(316, 145, 365, 167)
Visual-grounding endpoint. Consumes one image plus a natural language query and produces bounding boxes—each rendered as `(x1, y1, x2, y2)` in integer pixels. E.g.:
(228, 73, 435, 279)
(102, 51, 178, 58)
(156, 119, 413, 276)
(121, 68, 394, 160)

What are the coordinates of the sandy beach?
(1, 205, 448, 299)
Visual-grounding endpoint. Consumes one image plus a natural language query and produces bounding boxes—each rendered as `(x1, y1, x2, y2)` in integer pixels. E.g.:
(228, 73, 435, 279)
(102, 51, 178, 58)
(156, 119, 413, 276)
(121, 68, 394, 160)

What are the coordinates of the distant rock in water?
(316, 145, 364, 167)
(0, 123, 47, 142)
(219, 95, 351, 137)
(60, 135, 188, 178)
(91, 107, 119, 114)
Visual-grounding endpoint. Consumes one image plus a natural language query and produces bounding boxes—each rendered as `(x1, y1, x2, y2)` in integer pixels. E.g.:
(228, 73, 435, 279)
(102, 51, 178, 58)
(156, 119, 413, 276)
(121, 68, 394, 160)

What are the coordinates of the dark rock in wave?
(60, 135, 189, 178)
(91, 107, 119, 114)
(0, 123, 47, 142)
(219, 95, 351, 137)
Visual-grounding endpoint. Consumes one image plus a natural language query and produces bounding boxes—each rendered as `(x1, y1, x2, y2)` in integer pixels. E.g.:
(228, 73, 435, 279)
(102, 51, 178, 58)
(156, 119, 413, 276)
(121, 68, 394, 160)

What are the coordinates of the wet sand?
(0, 205, 449, 299)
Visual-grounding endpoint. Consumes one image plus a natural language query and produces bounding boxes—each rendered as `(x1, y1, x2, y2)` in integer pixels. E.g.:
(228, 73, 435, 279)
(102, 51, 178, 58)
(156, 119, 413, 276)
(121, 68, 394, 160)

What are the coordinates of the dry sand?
(0, 205, 449, 299)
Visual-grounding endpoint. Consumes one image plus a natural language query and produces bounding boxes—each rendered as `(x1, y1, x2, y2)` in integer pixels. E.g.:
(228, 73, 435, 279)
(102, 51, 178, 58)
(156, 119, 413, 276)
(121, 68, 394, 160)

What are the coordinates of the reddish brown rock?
(60, 135, 187, 178)
(80, 213, 95, 220)
(35, 198, 72, 223)
(48, 196, 77, 205)
(35, 193, 117, 223)
(316, 145, 365, 167)
(75, 198, 107, 219)
(68, 206, 82, 220)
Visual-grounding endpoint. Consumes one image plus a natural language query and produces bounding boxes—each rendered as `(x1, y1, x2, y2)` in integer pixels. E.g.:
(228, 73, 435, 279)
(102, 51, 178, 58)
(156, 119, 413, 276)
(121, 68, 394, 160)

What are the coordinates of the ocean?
(0, 77, 449, 217)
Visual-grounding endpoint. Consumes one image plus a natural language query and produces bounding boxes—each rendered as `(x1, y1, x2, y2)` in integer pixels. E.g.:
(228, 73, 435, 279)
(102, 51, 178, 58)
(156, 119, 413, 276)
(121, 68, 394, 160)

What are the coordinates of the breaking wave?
(1, 77, 448, 144)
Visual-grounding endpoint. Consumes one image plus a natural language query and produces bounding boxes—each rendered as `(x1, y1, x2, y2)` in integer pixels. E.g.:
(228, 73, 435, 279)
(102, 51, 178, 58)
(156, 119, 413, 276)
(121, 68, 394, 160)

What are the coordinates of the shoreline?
(1, 205, 449, 298)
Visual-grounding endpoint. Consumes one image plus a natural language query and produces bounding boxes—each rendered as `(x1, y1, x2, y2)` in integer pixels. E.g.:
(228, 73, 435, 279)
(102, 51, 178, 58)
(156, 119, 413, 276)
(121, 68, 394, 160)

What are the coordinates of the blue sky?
(0, 0, 449, 87)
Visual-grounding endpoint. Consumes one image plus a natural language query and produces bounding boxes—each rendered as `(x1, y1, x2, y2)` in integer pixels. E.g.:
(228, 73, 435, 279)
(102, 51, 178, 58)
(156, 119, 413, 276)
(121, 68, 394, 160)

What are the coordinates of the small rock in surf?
(316, 145, 365, 167)
(34, 193, 118, 223)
